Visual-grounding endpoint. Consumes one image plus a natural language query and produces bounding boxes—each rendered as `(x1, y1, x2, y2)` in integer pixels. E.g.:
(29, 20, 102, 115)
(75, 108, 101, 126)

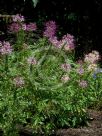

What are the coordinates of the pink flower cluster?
(8, 22, 37, 33)
(0, 41, 13, 55)
(27, 57, 37, 65)
(8, 23, 22, 33)
(78, 80, 88, 88)
(61, 34, 75, 51)
(26, 23, 37, 31)
(84, 50, 100, 64)
(61, 74, 70, 83)
(12, 14, 24, 22)
(49, 37, 62, 48)
(43, 21, 57, 38)
(49, 33, 75, 51)
(84, 50, 100, 72)
(61, 63, 71, 72)
(13, 76, 25, 87)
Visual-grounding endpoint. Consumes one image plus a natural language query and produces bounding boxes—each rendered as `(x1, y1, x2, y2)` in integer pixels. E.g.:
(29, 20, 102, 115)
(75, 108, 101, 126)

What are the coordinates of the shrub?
(0, 14, 102, 136)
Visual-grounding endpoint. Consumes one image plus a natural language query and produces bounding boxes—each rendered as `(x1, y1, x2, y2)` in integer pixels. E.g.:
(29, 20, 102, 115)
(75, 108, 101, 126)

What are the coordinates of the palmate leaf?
(24, 0, 39, 7)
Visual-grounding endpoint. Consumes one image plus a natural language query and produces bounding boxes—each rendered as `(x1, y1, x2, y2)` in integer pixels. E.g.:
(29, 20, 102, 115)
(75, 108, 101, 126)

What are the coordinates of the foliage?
(0, 14, 102, 136)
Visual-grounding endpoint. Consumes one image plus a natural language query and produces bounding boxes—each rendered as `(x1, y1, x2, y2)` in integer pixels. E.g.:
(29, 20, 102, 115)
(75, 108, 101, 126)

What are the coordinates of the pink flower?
(84, 50, 100, 64)
(12, 14, 24, 22)
(61, 33, 75, 51)
(13, 76, 25, 87)
(26, 23, 37, 31)
(0, 41, 13, 55)
(43, 21, 57, 38)
(79, 80, 88, 88)
(61, 75, 70, 83)
(48, 32, 75, 51)
(8, 23, 21, 33)
(61, 63, 71, 72)
(64, 44, 75, 51)
(27, 57, 37, 65)
(49, 36, 62, 48)
(8, 23, 27, 33)
(49, 36, 58, 45)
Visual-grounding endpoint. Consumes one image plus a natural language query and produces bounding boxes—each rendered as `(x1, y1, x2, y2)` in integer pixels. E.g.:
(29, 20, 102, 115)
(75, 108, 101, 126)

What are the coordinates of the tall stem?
(5, 55, 8, 73)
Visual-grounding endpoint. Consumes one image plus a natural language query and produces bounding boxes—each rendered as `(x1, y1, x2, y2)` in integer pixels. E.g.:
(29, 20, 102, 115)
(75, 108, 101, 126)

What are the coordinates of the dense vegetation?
(0, 1, 102, 136)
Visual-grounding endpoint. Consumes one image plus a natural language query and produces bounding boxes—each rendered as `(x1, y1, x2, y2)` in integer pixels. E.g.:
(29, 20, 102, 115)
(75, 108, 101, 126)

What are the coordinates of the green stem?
(30, 64, 33, 74)
(5, 55, 8, 73)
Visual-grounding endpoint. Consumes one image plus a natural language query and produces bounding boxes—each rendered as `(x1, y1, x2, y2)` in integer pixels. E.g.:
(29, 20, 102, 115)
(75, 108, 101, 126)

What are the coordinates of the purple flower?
(93, 73, 97, 79)
(0, 41, 13, 55)
(12, 14, 24, 22)
(43, 21, 57, 38)
(13, 76, 25, 87)
(79, 80, 88, 88)
(26, 23, 37, 31)
(77, 67, 84, 75)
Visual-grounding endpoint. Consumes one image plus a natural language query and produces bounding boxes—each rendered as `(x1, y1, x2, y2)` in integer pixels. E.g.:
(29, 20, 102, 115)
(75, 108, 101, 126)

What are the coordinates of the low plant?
(0, 14, 102, 136)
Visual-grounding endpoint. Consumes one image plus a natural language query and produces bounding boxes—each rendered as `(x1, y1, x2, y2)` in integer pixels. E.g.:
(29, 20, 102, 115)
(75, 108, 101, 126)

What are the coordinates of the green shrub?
(0, 14, 102, 136)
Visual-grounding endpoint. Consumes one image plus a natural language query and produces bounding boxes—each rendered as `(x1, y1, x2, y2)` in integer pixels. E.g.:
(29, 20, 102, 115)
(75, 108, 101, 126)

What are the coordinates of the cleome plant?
(0, 14, 102, 136)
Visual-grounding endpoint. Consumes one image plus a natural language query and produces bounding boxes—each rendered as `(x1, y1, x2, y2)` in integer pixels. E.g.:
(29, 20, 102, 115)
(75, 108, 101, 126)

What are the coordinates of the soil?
(56, 109, 102, 136)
